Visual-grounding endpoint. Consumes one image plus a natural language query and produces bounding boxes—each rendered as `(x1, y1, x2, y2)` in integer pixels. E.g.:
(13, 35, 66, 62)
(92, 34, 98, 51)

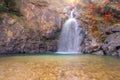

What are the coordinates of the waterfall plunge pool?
(0, 54, 120, 80)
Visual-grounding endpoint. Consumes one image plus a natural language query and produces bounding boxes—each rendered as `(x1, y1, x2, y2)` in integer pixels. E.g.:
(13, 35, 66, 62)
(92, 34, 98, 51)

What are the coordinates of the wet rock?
(92, 50, 104, 56)
(118, 49, 120, 56)
(45, 31, 59, 39)
(112, 52, 118, 56)
(103, 30, 120, 56)
(105, 26, 120, 34)
(29, 50, 40, 54)
(83, 46, 93, 53)
(0, 47, 7, 55)
(82, 36, 102, 54)
(101, 27, 120, 56)
(46, 41, 57, 52)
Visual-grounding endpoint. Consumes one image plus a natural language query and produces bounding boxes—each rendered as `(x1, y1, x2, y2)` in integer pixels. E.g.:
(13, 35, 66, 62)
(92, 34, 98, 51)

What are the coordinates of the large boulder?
(82, 26, 120, 56)
(102, 26, 120, 56)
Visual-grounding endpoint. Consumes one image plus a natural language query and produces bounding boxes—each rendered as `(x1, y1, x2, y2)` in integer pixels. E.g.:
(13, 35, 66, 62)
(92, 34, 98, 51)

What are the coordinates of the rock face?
(103, 27, 120, 56)
(83, 26, 120, 56)
(0, 0, 63, 54)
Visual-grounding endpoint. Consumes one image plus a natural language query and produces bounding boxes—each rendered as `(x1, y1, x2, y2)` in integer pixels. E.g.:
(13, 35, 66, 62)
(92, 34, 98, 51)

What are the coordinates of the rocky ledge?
(83, 26, 120, 56)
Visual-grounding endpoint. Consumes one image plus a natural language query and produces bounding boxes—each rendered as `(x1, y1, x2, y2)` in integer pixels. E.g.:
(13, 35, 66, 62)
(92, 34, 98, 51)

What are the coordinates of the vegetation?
(78, 0, 120, 42)
(0, 0, 7, 12)
(0, 0, 21, 16)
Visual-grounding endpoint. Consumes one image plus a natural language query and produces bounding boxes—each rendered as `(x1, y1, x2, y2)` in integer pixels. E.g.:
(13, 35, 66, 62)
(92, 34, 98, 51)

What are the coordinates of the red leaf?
(118, 3, 120, 8)
(104, 14, 112, 21)
(89, 26, 98, 32)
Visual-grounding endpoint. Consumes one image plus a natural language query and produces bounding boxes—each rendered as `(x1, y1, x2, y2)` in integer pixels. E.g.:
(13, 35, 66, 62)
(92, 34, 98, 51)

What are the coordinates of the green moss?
(62, 18, 67, 25)
(44, 31, 61, 43)
(54, 32, 61, 40)
(4, 0, 19, 7)
(23, 26, 30, 32)
(12, 0, 19, 6)
(9, 11, 21, 17)
(0, 0, 21, 16)
(0, 1, 7, 13)
(45, 39, 51, 43)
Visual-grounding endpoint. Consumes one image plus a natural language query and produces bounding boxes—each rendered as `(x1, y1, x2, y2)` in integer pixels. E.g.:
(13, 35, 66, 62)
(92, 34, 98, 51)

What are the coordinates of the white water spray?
(57, 8, 85, 54)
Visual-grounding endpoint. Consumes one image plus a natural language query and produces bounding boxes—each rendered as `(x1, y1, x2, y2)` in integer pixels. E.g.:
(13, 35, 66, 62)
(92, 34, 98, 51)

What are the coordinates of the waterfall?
(57, 8, 85, 54)
(70, 9, 74, 18)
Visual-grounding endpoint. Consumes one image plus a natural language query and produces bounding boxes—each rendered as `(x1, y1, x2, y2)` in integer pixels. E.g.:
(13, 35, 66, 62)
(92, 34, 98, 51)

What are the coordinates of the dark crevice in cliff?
(116, 46, 120, 50)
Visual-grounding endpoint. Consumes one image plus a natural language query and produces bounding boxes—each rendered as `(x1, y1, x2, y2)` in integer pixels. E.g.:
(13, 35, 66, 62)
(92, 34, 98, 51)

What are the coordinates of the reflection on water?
(0, 54, 120, 80)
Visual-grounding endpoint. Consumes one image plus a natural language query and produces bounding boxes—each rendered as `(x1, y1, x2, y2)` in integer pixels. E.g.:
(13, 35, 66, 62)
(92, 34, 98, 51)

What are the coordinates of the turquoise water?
(0, 54, 120, 80)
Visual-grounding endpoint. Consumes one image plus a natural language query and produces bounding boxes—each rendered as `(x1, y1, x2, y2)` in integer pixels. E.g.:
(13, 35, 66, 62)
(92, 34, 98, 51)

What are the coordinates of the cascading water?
(57, 8, 85, 54)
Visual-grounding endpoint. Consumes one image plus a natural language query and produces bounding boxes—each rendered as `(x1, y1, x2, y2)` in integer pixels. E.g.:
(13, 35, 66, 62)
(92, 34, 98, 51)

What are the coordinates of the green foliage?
(0, 0, 21, 16)
(4, 0, 19, 7)
(11, 0, 19, 6)
(23, 25, 31, 32)
(4, 0, 19, 11)
(9, 10, 21, 17)
(0, 1, 7, 12)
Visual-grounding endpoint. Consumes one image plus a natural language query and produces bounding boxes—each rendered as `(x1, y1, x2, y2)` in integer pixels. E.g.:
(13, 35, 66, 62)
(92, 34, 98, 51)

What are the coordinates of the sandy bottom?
(0, 54, 120, 80)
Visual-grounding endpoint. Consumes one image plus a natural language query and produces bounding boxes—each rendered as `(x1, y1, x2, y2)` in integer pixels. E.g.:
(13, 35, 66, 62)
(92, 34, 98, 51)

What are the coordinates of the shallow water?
(0, 54, 120, 80)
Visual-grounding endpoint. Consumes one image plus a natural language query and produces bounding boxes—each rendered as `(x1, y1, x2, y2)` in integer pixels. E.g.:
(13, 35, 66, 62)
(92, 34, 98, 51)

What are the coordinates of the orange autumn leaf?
(95, 31, 100, 36)
(95, 31, 104, 41)
(118, 3, 120, 8)
(89, 26, 98, 32)
(95, 31, 103, 37)
(104, 14, 112, 21)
